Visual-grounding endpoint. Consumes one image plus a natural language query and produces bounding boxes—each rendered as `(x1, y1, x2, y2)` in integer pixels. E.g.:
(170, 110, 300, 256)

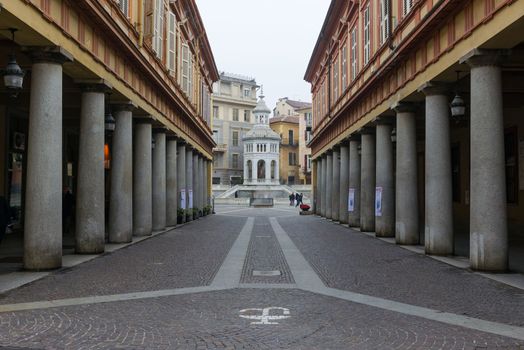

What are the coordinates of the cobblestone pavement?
(278, 215, 524, 327)
(240, 217, 294, 284)
(0, 215, 243, 304)
(0, 205, 522, 349)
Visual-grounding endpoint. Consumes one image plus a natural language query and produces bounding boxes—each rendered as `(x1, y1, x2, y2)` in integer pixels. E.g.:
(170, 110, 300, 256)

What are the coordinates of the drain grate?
(252, 270, 281, 277)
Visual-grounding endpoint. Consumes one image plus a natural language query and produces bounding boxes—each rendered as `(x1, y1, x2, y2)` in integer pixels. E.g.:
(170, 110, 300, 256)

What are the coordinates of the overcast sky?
(196, 0, 331, 115)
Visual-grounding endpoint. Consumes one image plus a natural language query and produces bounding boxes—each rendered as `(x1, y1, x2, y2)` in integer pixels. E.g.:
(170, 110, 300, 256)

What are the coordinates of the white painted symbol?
(239, 307, 291, 325)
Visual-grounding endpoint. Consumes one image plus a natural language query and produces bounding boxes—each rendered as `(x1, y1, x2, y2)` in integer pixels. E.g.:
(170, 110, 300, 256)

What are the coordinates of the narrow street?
(0, 206, 523, 349)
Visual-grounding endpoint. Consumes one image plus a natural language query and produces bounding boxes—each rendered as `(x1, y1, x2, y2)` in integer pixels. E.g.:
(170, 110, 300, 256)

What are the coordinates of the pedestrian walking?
(289, 193, 295, 206)
(295, 193, 303, 207)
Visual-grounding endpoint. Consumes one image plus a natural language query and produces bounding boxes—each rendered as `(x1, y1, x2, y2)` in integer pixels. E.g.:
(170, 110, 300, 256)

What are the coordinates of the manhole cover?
(252, 270, 281, 276)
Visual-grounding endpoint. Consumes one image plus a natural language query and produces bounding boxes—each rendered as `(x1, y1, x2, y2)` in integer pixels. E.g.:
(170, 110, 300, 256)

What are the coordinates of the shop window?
(505, 127, 518, 204)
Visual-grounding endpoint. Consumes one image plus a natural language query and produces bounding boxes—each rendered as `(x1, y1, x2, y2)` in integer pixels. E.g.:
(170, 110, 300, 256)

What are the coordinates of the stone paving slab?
(0, 288, 522, 350)
(278, 215, 524, 327)
(240, 217, 294, 284)
(0, 215, 244, 304)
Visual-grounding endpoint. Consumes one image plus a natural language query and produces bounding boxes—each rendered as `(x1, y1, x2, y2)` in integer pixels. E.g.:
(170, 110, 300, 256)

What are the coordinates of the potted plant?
(177, 208, 185, 224)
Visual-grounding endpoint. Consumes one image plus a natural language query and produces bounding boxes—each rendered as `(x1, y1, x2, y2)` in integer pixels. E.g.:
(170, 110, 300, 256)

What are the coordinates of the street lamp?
(390, 128, 397, 143)
(104, 93, 115, 132)
(450, 71, 466, 121)
(2, 29, 24, 97)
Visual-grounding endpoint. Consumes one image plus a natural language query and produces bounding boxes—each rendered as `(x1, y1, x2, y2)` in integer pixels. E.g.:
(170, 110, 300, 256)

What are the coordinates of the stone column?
(325, 152, 333, 219)
(339, 144, 349, 224)
(394, 103, 419, 245)
(177, 142, 187, 223)
(314, 159, 321, 214)
(313, 160, 319, 214)
(153, 130, 167, 230)
(133, 120, 152, 236)
(199, 156, 205, 213)
(265, 158, 271, 182)
(204, 159, 209, 207)
(186, 146, 193, 221)
(75, 81, 108, 254)
(166, 137, 177, 227)
(462, 50, 508, 271)
(320, 154, 327, 217)
(360, 131, 376, 232)
(331, 148, 340, 221)
(24, 47, 72, 270)
(375, 121, 395, 237)
(192, 151, 199, 215)
(109, 103, 135, 243)
(348, 138, 361, 227)
(419, 83, 453, 255)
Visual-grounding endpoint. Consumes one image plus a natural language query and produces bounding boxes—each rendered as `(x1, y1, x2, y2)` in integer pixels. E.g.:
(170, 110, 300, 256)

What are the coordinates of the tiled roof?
(269, 115, 300, 124)
(285, 99, 312, 109)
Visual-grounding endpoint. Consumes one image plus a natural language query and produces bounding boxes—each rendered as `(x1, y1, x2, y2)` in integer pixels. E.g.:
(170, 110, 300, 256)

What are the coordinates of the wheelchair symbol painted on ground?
(239, 307, 291, 325)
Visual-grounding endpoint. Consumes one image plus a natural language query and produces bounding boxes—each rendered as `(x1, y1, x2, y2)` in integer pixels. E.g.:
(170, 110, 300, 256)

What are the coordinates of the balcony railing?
(213, 143, 227, 152)
(280, 138, 299, 146)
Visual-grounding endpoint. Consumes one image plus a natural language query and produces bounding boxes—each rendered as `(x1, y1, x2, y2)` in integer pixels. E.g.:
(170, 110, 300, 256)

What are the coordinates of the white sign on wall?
(375, 187, 382, 217)
(348, 188, 355, 212)
(180, 190, 186, 209)
(188, 189, 193, 208)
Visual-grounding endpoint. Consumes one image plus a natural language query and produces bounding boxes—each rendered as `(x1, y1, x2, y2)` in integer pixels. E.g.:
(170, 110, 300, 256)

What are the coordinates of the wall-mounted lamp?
(450, 71, 466, 121)
(104, 93, 115, 132)
(2, 28, 24, 97)
(391, 128, 397, 143)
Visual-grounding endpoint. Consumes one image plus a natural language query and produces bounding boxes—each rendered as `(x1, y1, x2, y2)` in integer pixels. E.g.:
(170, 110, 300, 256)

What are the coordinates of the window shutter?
(143, 0, 155, 46)
(167, 11, 176, 73)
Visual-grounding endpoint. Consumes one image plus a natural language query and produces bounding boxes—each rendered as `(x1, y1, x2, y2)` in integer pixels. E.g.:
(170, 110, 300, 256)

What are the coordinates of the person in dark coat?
(289, 193, 295, 206)
(295, 193, 303, 207)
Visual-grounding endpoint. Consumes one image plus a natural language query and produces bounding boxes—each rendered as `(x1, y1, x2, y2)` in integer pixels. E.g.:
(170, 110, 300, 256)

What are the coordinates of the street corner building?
(306, 0, 524, 272)
(0, 0, 218, 270)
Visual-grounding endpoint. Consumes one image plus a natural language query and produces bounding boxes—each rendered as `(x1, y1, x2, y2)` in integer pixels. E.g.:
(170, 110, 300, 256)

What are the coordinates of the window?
(307, 155, 312, 171)
(363, 5, 371, 65)
(288, 152, 297, 166)
(244, 110, 250, 122)
(232, 154, 239, 169)
(118, 0, 129, 17)
(244, 88, 251, 98)
(213, 106, 219, 119)
(233, 108, 239, 121)
(403, 0, 414, 17)
(288, 130, 294, 145)
(153, 0, 164, 59)
(232, 131, 239, 147)
(333, 57, 339, 102)
(167, 11, 176, 72)
(341, 45, 347, 91)
(212, 177, 220, 185)
(351, 26, 358, 81)
(181, 44, 191, 98)
(380, 0, 390, 45)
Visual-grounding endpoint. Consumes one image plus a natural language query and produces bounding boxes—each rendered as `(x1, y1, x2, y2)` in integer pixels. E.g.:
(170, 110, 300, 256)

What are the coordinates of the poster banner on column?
(189, 190, 193, 208)
(375, 187, 382, 216)
(348, 188, 355, 212)
(180, 190, 186, 209)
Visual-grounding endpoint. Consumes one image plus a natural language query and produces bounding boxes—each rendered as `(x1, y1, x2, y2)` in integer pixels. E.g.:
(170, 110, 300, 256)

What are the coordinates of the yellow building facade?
(270, 116, 300, 185)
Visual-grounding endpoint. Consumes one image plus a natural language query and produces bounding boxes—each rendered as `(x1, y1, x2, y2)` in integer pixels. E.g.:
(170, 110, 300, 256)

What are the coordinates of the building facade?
(243, 95, 280, 185)
(270, 116, 300, 185)
(273, 97, 312, 117)
(0, 0, 217, 270)
(306, 0, 524, 273)
(297, 106, 313, 184)
(211, 72, 258, 185)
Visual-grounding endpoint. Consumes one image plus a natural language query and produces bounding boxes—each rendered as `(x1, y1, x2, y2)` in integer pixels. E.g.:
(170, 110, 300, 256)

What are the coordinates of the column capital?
(76, 79, 112, 93)
(460, 49, 510, 67)
(392, 102, 417, 114)
(357, 126, 375, 135)
(373, 115, 395, 125)
(135, 117, 153, 125)
(418, 81, 450, 96)
(23, 46, 73, 64)
(348, 133, 361, 141)
(111, 101, 136, 112)
(153, 127, 168, 134)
